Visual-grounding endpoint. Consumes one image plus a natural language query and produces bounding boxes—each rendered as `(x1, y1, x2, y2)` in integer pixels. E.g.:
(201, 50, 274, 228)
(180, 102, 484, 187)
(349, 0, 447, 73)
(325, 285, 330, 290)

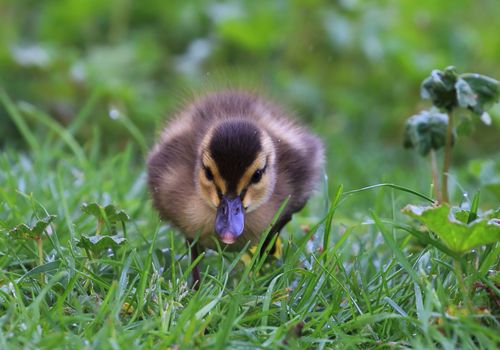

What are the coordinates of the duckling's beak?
(215, 196, 245, 245)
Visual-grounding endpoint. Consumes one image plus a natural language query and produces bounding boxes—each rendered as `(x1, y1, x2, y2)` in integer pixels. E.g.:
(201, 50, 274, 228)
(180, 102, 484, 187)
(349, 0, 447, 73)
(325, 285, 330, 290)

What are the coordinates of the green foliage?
(421, 66, 459, 111)
(468, 158, 500, 199)
(1, 144, 499, 348)
(1, 1, 500, 348)
(404, 66, 499, 203)
(403, 66, 499, 318)
(403, 109, 451, 155)
(459, 74, 500, 118)
(77, 203, 129, 254)
(76, 234, 127, 253)
(81, 202, 130, 224)
(421, 66, 499, 117)
(8, 215, 56, 240)
(403, 204, 500, 253)
(412, 67, 499, 158)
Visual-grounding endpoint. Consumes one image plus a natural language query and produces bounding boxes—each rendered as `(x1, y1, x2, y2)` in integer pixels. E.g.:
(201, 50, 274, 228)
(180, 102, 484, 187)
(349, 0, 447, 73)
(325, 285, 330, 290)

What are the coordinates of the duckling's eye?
(251, 169, 263, 184)
(204, 167, 214, 181)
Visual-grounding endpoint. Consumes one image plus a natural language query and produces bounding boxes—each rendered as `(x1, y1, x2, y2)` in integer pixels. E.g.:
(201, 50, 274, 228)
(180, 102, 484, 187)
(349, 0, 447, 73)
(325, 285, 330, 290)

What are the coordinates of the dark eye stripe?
(204, 166, 214, 181)
(251, 169, 262, 183)
(240, 188, 247, 200)
(250, 162, 267, 184)
(216, 186, 223, 200)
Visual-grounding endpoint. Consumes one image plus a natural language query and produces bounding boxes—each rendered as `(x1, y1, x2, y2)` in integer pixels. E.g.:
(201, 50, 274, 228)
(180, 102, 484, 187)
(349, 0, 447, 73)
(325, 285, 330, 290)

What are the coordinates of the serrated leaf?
(81, 202, 130, 223)
(76, 234, 127, 253)
(403, 109, 451, 156)
(8, 215, 56, 240)
(421, 66, 458, 111)
(106, 207, 129, 222)
(421, 67, 499, 117)
(81, 202, 102, 217)
(453, 208, 470, 224)
(461, 73, 500, 117)
(455, 78, 477, 108)
(402, 204, 500, 253)
(9, 223, 31, 240)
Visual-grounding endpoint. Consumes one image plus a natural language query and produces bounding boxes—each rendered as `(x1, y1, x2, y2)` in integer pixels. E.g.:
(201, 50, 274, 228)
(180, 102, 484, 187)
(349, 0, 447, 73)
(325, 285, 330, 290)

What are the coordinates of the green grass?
(2, 1, 500, 347)
(1, 96, 499, 349)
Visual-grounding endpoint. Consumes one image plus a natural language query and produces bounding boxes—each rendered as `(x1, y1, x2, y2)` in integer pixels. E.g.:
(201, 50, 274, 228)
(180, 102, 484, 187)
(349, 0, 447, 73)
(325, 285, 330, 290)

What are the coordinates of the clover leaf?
(8, 215, 56, 240)
(460, 73, 499, 121)
(421, 66, 499, 121)
(402, 204, 500, 253)
(81, 202, 130, 223)
(421, 66, 458, 111)
(76, 234, 127, 253)
(403, 109, 452, 156)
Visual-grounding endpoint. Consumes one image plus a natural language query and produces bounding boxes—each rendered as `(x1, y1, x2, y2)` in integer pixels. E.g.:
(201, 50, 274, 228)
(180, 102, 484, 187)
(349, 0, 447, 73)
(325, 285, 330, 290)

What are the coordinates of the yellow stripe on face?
(236, 153, 266, 194)
(237, 128, 275, 194)
(202, 153, 227, 195)
(199, 126, 228, 201)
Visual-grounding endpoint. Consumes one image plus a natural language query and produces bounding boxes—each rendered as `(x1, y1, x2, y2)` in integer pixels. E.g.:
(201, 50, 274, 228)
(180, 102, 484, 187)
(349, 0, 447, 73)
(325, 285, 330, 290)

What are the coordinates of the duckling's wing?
(250, 95, 325, 235)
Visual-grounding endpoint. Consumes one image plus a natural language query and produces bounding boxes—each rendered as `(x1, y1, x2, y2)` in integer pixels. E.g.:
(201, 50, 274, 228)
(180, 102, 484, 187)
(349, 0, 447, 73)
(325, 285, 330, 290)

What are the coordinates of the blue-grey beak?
(215, 196, 245, 244)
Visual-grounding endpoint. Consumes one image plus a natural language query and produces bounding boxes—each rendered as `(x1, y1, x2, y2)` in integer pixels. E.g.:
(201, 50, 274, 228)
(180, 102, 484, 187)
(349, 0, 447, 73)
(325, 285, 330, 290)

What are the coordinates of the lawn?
(1, 1, 499, 349)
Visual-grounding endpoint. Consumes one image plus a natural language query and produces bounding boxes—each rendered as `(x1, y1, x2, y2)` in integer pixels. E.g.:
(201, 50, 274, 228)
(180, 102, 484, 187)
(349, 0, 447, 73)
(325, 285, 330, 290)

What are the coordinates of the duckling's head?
(197, 120, 276, 245)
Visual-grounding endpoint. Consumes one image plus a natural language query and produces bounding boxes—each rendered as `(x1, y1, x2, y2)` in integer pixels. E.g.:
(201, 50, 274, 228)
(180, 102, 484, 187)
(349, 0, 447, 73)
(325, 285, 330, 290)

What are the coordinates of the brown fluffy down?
(147, 90, 324, 251)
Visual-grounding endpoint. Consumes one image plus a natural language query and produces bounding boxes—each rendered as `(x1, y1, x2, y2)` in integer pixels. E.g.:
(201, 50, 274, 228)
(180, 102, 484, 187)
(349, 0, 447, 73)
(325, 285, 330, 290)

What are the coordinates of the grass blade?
(371, 211, 419, 283)
(467, 191, 480, 223)
(344, 183, 435, 203)
(0, 88, 39, 151)
(18, 102, 87, 165)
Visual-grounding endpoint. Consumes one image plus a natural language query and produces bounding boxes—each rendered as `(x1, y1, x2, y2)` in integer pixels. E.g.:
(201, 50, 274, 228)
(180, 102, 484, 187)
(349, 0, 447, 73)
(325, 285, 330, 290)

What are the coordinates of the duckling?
(147, 90, 324, 283)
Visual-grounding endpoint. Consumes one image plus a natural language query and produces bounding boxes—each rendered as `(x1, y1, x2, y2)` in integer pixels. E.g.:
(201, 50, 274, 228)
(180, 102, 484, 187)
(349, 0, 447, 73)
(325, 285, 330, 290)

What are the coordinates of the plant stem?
(109, 0, 130, 43)
(97, 219, 102, 235)
(442, 109, 454, 203)
(36, 237, 44, 284)
(453, 258, 473, 313)
(83, 248, 94, 292)
(430, 149, 441, 202)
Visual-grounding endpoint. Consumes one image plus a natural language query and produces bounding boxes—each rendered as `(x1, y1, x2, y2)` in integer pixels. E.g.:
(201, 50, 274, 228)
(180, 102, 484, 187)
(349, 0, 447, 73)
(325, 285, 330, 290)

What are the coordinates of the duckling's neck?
(207, 120, 262, 193)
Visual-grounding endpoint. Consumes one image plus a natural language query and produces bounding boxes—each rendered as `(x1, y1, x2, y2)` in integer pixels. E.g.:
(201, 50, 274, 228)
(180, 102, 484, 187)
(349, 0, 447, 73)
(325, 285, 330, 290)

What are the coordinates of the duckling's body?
(147, 91, 324, 252)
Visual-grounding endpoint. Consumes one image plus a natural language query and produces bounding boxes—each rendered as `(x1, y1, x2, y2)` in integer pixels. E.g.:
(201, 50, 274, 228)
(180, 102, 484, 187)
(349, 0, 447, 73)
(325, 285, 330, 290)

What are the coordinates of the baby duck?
(147, 90, 324, 279)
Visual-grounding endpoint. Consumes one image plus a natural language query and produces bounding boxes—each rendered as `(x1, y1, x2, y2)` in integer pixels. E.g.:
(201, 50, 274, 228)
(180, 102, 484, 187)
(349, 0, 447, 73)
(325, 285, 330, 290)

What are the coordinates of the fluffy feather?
(147, 90, 324, 251)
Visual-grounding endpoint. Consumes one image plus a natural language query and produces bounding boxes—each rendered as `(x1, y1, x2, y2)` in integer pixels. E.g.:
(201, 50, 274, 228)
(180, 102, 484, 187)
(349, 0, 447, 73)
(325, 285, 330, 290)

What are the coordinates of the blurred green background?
(1, 0, 499, 206)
